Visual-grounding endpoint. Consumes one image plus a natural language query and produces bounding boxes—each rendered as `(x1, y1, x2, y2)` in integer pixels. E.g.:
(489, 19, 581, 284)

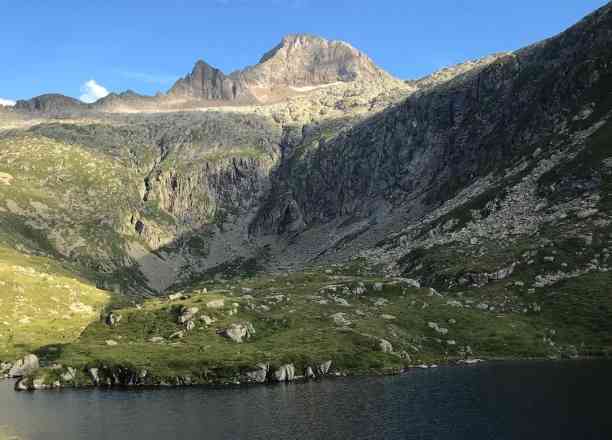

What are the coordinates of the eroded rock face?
(8, 354, 39, 378)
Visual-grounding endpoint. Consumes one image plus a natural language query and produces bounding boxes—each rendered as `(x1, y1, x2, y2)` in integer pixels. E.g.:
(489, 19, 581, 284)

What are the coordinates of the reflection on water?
(1, 361, 611, 440)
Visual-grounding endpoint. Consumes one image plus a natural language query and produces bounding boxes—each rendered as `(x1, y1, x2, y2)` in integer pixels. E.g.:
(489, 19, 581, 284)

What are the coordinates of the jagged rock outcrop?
(168, 34, 398, 105)
(168, 60, 252, 102)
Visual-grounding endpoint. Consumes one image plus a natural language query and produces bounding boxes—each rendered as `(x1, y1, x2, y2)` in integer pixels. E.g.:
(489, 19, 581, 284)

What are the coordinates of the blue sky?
(0, 0, 608, 103)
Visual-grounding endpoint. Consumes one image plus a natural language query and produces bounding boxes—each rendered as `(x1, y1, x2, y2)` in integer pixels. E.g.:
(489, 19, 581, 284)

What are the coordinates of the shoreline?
(6, 355, 610, 392)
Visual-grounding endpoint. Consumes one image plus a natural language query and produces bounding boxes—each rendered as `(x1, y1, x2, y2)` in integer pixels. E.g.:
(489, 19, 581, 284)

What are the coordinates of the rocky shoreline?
(0, 352, 486, 391)
(4, 350, 610, 393)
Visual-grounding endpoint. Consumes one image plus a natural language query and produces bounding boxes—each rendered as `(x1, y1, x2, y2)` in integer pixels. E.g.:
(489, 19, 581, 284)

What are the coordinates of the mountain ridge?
(15, 33, 401, 113)
(1, 2, 612, 387)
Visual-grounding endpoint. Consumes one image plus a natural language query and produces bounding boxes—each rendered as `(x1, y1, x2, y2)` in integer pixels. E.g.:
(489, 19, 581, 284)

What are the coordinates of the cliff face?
(252, 2, 612, 235)
(3, 3, 612, 291)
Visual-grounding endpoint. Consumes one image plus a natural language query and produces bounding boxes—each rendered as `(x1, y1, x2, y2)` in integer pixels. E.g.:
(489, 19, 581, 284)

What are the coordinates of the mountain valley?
(1, 3, 611, 389)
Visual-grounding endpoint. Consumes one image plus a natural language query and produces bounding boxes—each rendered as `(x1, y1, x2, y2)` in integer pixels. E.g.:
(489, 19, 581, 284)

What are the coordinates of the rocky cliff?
(167, 60, 253, 102)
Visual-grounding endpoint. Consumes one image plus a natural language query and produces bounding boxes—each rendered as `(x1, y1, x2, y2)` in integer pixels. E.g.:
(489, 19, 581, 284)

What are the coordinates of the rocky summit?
(1, 3, 612, 390)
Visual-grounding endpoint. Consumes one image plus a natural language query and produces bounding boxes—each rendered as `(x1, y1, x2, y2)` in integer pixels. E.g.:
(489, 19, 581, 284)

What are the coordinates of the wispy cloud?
(0, 98, 16, 106)
(119, 71, 177, 85)
(79, 79, 110, 103)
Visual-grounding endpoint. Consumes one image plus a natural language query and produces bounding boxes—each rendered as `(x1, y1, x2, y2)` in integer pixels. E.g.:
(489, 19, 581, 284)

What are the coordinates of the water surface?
(1, 361, 611, 439)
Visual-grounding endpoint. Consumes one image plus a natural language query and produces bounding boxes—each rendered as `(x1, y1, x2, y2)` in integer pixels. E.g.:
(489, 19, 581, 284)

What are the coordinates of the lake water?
(1, 361, 611, 440)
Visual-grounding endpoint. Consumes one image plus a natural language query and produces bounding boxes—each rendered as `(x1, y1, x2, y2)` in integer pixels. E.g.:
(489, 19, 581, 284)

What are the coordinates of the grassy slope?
(0, 245, 110, 360)
(29, 263, 610, 386)
(0, 134, 138, 260)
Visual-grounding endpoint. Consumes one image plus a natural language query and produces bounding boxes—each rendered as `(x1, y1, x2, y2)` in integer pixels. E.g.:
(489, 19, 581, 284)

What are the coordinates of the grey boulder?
(8, 354, 39, 378)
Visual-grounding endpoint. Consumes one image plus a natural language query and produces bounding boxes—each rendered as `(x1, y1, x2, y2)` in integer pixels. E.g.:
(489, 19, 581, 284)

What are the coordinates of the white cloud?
(0, 98, 15, 107)
(79, 79, 110, 103)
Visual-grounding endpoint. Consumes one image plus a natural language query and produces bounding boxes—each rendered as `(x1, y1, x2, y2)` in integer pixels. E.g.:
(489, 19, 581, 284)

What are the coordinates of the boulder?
(330, 312, 352, 327)
(373, 282, 384, 292)
(373, 298, 388, 307)
(316, 360, 332, 376)
(274, 364, 296, 382)
(331, 296, 350, 306)
(61, 367, 77, 382)
(199, 314, 216, 325)
(169, 330, 185, 339)
(219, 322, 255, 343)
(206, 299, 225, 309)
(245, 363, 269, 383)
(351, 285, 366, 295)
(458, 358, 484, 365)
(0, 361, 12, 377)
(8, 354, 39, 378)
(398, 278, 421, 289)
(88, 368, 100, 385)
(305, 366, 316, 379)
(178, 306, 199, 324)
(427, 322, 449, 335)
(105, 312, 122, 327)
(14, 378, 30, 391)
(378, 339, 393, 353)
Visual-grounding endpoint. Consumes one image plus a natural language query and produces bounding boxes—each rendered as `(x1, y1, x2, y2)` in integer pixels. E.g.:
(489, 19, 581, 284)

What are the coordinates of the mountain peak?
(241, 33, 394, 90)
(165, 34, 395, 104)
(167, 58, 251, 102)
